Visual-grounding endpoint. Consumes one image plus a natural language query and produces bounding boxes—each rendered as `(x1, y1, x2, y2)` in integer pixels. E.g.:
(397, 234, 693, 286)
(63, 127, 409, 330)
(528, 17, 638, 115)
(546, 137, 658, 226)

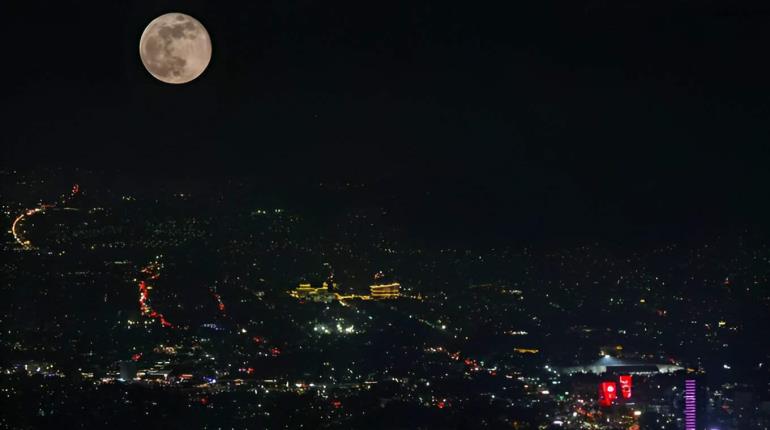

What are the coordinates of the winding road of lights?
(10, 184, 80, 249)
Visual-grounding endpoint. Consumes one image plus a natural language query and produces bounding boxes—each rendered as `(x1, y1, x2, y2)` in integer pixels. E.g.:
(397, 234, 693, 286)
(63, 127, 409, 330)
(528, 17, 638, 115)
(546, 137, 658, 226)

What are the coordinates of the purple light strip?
(684, 379, 696, 430)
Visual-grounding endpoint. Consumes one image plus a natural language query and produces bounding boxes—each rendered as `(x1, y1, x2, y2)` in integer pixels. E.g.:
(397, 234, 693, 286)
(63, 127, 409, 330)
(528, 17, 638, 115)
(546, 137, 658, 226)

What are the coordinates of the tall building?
(684, 379, 696, 430)
(369, 283, 400, 299)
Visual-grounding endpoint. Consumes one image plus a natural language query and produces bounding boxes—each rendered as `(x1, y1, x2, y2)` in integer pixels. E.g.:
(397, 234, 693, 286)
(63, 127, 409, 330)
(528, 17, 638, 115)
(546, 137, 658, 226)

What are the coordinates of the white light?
(634, 410, 642, 417)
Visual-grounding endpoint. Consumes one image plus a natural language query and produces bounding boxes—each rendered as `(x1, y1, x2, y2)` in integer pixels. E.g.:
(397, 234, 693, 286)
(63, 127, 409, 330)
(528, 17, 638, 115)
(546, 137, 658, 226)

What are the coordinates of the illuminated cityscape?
(3, 1, 770, 428)
(1, 172, 769, 428)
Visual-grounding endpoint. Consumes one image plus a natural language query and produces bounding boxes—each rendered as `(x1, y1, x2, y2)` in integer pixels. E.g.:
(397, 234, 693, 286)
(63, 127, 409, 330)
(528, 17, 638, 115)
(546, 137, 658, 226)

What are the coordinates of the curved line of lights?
(10, 184, 80, 249)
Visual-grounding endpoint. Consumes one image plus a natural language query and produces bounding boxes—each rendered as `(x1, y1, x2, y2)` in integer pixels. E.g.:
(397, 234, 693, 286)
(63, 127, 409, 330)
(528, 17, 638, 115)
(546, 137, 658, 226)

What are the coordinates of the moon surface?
(139, 13, 212, 84)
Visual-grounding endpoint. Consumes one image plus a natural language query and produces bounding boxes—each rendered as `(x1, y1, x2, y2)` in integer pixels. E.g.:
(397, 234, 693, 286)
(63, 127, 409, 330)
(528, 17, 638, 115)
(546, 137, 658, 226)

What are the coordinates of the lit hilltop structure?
(288, 270, 405, 303)
(288, 281, 402, 302)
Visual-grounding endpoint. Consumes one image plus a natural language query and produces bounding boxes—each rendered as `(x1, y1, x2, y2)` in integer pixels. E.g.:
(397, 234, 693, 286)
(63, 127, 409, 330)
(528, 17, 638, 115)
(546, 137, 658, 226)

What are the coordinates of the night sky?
(3, 1, 770, 244)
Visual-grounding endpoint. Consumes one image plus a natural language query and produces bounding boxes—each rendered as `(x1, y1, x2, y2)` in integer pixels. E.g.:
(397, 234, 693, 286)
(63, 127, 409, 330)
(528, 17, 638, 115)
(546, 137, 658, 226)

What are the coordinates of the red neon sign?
(599, 381, 617, 407)
(619, 375, 632, 399)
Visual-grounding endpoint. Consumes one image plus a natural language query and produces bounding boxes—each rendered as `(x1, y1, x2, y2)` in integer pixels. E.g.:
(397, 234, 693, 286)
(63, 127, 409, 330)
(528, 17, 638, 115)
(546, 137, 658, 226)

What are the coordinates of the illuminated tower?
(684, 379, 696, 430)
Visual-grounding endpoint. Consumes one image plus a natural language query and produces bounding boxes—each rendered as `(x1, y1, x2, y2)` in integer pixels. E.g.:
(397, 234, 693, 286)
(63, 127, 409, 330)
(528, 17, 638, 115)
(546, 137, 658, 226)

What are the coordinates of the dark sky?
(2, 1, 770, 243)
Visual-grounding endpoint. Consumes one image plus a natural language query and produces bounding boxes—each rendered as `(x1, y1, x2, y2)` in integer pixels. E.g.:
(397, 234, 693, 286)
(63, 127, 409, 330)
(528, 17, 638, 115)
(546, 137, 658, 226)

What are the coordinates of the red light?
(331, 400, 342, 409)
(437, 401, 445, 409)
(211, 290, 226, 314)
(138, 277, 173, 329)
(131, 353, 142, 362)
(599, 382, 617, 407)
(619, 375, 632, 399)
(270, 347, 281, 356)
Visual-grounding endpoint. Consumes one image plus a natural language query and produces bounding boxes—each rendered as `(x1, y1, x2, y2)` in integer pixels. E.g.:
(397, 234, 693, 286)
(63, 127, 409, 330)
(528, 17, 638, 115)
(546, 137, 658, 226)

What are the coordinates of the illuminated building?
(684, 379, 696, 430)
(289, 282, 336, 303)
(599, 381, 617, 407)
(619, 374, 632, 399)
(369, 282, 400, 299)
(293, 283, 320, 296)
(558, 355, 683, 375)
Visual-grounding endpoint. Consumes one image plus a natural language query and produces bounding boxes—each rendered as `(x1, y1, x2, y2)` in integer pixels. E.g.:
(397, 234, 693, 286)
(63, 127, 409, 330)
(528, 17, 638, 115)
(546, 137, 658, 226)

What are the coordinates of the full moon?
(139, 13, 212, 84)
